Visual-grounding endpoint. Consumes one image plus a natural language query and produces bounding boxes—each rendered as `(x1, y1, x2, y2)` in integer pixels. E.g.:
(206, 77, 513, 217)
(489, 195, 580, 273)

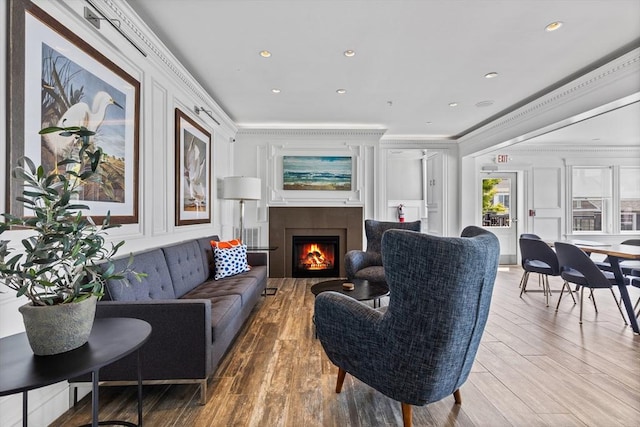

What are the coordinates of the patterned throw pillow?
(214, 244, 250, 280)
(211, 239, 242, 249)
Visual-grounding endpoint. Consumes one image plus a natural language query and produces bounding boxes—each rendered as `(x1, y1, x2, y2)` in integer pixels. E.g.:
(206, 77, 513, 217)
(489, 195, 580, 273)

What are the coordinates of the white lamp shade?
(223, 176, 261, 200)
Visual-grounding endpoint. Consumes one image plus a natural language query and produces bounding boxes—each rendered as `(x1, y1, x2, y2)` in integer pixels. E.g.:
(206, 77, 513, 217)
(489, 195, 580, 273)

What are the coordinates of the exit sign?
(496, 154, 510, 163)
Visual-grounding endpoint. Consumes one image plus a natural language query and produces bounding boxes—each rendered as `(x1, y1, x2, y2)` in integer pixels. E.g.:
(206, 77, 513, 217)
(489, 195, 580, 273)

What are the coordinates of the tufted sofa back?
(103, 235, 221, 301)
(103, 248, 176, 301)
(163, 240, 209, 298)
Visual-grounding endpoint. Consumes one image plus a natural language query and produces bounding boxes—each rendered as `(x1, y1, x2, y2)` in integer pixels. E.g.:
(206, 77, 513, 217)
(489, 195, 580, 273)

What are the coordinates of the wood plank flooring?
(51, 268, 640, 426)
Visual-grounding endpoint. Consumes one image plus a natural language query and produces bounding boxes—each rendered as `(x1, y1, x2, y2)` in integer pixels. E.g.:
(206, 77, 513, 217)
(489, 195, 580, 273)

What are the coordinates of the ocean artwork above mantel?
(283, 156, 352, 191)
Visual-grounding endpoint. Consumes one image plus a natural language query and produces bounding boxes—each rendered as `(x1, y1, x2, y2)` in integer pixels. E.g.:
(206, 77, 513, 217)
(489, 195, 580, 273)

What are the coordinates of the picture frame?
(175, 108, 212, 226)
(7, 0, 140, 224)
(283, 156, 352, 191)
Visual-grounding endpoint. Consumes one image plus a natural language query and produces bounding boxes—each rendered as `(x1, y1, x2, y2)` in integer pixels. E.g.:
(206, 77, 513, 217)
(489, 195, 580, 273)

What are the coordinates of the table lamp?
(223, 176, 261, 241)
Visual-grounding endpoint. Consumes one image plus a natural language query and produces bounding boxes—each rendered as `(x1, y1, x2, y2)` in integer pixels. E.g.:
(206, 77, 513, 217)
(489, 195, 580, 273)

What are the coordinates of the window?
(571, 167, 611, 232)
(482, 177, 511, 227)
(620, 166, 640, 231)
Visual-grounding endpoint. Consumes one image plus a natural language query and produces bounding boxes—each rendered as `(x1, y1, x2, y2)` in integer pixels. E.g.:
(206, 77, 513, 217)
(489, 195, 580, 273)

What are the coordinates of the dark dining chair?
(519, 236, 569, 306)
(554, 242, 628, 325)
(520, 233, 541, 240)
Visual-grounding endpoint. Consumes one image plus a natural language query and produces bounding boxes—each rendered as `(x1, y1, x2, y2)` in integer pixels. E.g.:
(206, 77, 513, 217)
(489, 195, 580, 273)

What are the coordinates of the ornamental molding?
(101, 0, 236, 133)
(236, 128, 387, 138)
(459, 47, 640, 156)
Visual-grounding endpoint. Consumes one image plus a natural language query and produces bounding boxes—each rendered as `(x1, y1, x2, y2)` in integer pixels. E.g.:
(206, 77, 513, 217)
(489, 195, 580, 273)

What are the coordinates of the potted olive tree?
(0, 126, 141, 355)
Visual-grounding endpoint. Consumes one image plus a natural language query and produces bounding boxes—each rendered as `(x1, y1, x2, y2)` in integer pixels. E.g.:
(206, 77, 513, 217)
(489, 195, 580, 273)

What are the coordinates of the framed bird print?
(175, 109, 212, 226)
(7, 0, 140, 224)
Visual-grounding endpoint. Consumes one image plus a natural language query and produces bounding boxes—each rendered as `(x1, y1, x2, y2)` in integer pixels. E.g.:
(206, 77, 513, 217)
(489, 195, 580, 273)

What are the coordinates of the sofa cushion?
(104, 249, 176, 301)
(214, 245, 251, 280)
(181, 290, 241, 342)
(190, 276, 259, 305)
(163, 241, 208, 297)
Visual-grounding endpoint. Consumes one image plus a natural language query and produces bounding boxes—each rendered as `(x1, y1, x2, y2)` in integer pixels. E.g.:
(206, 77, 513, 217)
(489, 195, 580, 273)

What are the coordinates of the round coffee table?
(311, 278, 389, 308)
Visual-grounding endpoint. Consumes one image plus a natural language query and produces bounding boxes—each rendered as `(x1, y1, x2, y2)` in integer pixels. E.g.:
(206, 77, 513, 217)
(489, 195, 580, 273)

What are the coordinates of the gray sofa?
(71, 235, 267, 404)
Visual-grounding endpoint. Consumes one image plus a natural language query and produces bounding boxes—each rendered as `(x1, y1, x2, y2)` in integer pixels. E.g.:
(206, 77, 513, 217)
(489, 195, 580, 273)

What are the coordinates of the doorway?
(481, 172, 518, 264)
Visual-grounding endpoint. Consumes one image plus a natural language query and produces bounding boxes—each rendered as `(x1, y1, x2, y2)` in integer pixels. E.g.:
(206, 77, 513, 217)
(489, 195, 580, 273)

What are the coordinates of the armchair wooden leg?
(336, 367, 347, 393)
(453, 388, 462, 404)
(401, 402, 412, 427)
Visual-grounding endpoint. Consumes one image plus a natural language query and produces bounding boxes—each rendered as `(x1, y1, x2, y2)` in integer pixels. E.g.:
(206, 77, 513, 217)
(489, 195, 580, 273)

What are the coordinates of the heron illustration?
(184, 137, 206, 210)
(43, 91, 123, 171)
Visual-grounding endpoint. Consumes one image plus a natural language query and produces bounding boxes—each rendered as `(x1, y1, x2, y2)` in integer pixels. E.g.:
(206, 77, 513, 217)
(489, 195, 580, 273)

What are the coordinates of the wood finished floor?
(51, 268, 640, 427)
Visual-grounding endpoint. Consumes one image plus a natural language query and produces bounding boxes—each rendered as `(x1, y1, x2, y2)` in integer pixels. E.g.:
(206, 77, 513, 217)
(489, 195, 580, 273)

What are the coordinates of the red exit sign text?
(495, 154, 510, 163)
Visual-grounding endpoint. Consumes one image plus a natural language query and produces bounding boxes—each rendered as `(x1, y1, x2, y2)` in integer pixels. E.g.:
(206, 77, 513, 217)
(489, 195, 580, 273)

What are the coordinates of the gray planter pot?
(18, 295, 97, 356)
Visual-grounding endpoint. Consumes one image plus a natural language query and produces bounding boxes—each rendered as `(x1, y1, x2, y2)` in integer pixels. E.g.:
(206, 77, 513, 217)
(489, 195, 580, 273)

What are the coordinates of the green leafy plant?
(482, 178, 507, 214)
(0, 126, 142, 306)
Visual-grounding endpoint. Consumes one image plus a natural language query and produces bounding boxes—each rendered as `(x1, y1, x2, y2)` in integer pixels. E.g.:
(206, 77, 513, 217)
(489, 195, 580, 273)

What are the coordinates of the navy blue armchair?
(344, 219, 421, 282)
(315, 226, 500, 427)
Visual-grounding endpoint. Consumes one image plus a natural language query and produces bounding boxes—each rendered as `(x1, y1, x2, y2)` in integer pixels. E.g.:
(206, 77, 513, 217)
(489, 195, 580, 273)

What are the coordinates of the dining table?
(570, 241, 640, 334)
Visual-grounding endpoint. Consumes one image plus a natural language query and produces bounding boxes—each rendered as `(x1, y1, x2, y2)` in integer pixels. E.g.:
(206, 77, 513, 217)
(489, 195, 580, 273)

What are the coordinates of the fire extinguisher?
(397, 204, 405, 222)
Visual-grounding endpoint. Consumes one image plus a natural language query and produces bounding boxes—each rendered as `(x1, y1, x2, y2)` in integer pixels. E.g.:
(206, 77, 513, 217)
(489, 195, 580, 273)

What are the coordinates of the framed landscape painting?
(7, 0, 140, 224)
(283, 156, 352, 191)
(175, 109, 211, 226)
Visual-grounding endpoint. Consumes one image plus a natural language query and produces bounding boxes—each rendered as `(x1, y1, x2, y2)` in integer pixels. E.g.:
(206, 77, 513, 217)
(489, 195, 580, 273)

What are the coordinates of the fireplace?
(292, 235, 339, 277)
(268, 207, 363, 277)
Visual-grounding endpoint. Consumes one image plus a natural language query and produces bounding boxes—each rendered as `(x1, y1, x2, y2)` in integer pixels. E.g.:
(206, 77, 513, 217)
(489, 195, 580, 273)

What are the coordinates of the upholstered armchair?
(344, 219, 421, 282)
(315, 226, 500, 427)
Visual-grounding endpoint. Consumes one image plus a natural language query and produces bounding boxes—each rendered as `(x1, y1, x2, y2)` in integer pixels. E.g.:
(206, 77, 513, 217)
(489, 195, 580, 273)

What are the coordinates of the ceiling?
(125, 0, 640, 143)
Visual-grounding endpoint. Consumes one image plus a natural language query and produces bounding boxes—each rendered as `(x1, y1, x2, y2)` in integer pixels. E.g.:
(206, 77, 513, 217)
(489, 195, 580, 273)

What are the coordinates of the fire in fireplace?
(292, 235, 340, 277)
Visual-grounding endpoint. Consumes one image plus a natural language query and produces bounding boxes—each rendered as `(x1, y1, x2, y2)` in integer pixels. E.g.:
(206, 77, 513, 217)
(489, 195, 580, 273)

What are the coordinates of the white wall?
(469, 147, 640, 261)
(0, 1, 236, 425)
(232, 131, 460, 248)
(458, 48, 640, 244)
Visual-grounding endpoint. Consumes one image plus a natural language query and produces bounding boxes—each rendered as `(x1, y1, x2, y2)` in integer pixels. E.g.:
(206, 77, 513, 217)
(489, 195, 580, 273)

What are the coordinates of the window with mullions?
(620, 166, 640, 231)
(571, 167, 611, 232)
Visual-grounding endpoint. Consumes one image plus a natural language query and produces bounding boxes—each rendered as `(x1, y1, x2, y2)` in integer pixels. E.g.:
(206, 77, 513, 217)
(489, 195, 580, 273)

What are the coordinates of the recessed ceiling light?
(271, 88, 281, 93)
(259, 50, 271, 58)
(426, 121, 432, 125)
(476, 100, 494, 107)
(449, 102, 458, 107)
(344, 50, 356, 57)
(484, 72, 498, 79)
(545, 21, 563, 32)
(336, 89, 347, 94)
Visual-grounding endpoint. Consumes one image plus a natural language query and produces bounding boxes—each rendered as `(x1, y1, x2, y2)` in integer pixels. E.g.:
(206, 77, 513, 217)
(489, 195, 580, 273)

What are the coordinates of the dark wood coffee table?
(311, 278, 389, 308)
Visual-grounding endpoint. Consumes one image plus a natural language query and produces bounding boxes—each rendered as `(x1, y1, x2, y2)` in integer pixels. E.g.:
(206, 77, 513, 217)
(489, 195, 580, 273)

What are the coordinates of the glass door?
(482, 172, 517, 264)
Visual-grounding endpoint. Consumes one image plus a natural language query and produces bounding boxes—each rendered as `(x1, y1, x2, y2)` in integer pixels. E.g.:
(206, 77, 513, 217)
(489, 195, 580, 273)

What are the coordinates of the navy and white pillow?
(214, 244, 250, 280)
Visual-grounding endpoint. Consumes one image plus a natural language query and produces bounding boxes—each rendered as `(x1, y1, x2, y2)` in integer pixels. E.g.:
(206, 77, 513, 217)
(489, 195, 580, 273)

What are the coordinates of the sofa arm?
(344, 250, 381, 279)
(72, 299, 213, 383)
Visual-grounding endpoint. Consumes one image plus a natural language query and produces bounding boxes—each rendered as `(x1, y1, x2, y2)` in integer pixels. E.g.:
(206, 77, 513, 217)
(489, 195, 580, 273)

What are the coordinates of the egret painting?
(175, 109, 211, 226)
(40, 43, 126, 203)
(283, 156, 352, 191)
(8, 1, 140, 223)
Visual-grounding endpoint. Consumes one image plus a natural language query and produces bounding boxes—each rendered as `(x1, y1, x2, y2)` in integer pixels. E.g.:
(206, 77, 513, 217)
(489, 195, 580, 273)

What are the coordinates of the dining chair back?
(520, 233, 541, 240)
(554, 242, 628, 325)
(519, 236, 564, 306)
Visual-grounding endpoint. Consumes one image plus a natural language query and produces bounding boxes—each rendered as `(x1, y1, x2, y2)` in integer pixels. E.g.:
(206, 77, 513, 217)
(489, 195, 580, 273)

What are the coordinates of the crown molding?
(508, 145, 640, 154)
(103, 0, 237, 134)
(459, 47, 640, 157)
(236, 128, 387, 138)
